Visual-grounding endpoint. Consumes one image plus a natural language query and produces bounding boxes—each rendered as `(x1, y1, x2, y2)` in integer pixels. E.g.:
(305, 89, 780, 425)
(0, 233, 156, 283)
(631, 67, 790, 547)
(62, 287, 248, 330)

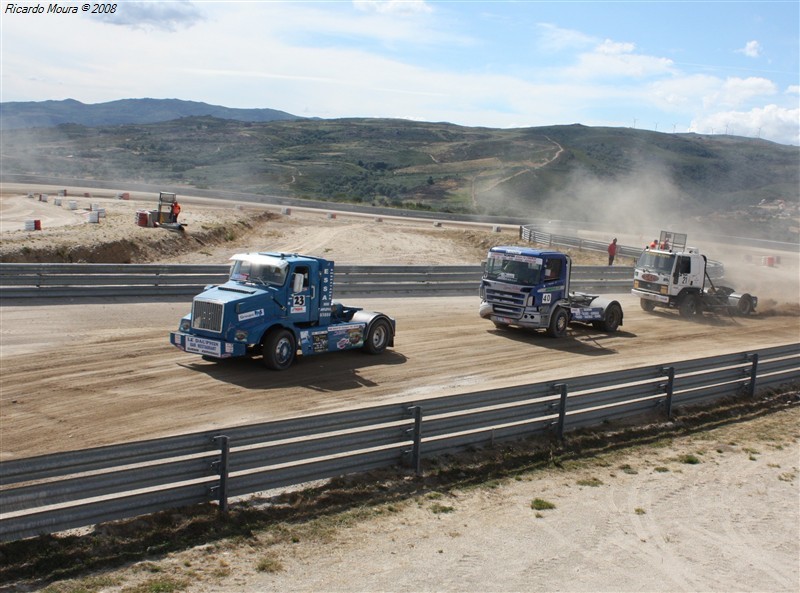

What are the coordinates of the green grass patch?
(530, 498, 556, 511)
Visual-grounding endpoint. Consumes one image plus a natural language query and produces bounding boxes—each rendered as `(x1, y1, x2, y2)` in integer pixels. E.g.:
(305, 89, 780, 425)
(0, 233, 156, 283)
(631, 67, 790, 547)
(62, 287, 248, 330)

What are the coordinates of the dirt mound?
(0, 210, 277, 264)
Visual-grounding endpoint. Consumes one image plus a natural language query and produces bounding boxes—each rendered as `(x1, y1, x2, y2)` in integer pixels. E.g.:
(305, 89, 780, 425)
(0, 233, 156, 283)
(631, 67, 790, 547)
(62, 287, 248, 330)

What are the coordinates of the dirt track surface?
(1, 184, 799, 593)
(2, 293, 798, 459)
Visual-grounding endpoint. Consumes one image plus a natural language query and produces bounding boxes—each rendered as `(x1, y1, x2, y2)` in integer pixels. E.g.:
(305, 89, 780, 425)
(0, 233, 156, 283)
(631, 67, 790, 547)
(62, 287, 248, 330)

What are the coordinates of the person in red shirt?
(607, 238, 618, 266)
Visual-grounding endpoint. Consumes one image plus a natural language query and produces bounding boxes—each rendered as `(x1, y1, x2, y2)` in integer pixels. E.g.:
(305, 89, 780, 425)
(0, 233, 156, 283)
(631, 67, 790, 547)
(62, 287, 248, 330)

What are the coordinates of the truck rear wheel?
(363, 318, 391, 354)
(679, 294, 701, 318)
(546, 308, 569, 338)
(262, 328, 296, 370)
(640, 299, 656, 312)
(736, 294, 754, 316)
(593, 302, 622, 332)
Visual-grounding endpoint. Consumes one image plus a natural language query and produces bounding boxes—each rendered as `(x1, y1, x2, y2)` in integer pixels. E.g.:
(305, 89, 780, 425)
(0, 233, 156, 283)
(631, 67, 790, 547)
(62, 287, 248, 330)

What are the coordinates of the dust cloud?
(485, 160, 799, 314)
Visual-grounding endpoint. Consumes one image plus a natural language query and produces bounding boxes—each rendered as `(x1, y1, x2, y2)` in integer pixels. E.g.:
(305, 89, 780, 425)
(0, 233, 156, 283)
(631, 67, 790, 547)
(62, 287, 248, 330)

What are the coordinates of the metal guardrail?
(1, 342, 797, 542)
(0, 263, 634, 299)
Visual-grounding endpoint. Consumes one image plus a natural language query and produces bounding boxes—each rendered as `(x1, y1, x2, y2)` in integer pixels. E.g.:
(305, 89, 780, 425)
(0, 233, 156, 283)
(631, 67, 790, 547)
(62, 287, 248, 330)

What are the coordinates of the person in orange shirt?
(171, 201, 181, 223)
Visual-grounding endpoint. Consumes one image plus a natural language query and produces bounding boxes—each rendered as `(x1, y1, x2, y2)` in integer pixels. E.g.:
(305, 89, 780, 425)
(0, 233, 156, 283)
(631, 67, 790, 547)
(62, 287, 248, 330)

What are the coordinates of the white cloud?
(787, 85, 800, 95)
(569, 46, 675, 79)
(736, 40, 762, 58)
(689, 104, 800, 145)
(703, 77, 777, 109)
(353, 0, 433, 15)
(595, 39, 636, 55)
(534, 23, 596, 52)
(99, 0, 204, 32)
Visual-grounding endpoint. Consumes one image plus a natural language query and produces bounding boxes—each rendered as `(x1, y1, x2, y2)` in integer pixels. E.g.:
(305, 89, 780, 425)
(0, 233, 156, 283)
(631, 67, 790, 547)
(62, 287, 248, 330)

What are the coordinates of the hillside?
(1, 113, 798, 241)
(0, 98, 300, 130)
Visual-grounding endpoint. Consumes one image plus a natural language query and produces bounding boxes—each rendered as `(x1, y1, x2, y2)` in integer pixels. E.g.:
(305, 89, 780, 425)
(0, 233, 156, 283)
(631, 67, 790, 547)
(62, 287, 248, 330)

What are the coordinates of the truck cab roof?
(489, 246, 567, 260)
(229, 252, 328, 267)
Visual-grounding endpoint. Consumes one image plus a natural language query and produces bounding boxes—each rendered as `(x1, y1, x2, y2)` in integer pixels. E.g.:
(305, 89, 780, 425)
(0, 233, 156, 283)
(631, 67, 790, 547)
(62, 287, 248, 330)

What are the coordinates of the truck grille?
(635, 280, 662, 292)
(192, 299, 224, 333)
(486, 287, 526, 317)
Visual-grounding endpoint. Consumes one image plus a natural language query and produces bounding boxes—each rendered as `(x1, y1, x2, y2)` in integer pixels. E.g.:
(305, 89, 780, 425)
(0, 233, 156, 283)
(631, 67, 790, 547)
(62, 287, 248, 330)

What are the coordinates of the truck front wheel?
(546, 308, 569, 338)
(640, 299, 656, 312)
(363, 319, 391, 354)
(262, 328, 296, 370)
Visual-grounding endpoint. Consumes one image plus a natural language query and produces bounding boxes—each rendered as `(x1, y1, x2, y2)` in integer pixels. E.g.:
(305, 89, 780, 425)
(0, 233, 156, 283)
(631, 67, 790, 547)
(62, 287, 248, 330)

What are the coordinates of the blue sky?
(2, 1, 798, 145)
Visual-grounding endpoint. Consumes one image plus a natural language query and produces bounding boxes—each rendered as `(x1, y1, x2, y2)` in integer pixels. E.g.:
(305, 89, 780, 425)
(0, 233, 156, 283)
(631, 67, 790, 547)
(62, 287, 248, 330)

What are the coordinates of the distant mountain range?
(0, 98, 302, 130)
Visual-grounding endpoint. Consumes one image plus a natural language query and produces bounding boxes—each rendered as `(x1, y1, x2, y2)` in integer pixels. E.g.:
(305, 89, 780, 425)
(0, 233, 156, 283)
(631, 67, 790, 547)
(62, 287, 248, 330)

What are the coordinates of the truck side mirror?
(292, 273, 304, 292)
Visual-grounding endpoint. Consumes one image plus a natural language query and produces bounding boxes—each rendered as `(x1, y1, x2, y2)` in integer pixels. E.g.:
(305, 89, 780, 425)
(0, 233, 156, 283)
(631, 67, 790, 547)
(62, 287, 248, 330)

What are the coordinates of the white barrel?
(88, 211, 100, 223)
(68, 200, 78, 210)
(54, 197, 62, 206)
(24, 220, 36, 231)
(97, 208, 106, 218)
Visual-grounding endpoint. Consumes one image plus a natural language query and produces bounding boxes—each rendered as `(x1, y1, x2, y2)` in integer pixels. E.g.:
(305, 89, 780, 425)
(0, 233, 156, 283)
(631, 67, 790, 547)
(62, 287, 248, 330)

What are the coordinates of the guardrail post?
(406, 406, 423, 476)
(210, 435, 230, 513)
(553, 383, 568, 441)
(661, 366, 675, 419)
(747, 353, 759, 397)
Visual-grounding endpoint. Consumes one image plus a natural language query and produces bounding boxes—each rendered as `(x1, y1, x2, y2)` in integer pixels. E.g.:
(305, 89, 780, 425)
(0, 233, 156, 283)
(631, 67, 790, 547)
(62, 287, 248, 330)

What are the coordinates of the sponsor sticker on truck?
(185, 336, 222, 356)
(238, 308, 264, 322)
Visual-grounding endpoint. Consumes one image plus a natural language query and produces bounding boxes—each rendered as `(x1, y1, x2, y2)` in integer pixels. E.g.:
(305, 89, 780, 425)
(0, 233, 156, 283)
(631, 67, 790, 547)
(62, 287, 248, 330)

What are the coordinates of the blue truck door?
(289, 265, 315, 324)
(542, 257, 567, 303)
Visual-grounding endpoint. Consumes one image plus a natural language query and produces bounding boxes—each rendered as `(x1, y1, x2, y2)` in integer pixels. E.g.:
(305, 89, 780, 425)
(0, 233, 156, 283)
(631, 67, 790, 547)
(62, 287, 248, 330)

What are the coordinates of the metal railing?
(0, 263, 633, 299)
(1, 342, 797, 542)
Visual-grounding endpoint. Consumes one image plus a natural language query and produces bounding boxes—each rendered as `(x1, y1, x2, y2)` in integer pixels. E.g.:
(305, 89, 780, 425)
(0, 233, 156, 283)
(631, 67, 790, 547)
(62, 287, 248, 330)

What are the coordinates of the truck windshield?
(230, 261, 287, 286)
(636, 251, 675, 275)
(485, 256, 542, 285)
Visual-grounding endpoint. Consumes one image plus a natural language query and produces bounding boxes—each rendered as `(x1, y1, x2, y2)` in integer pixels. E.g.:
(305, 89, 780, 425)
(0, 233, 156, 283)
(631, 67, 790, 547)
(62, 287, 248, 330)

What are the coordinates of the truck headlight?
(660, 286, 668, 295)
(633, 280, 639, 289)
(235, 330, 248, 342)
(179, 319, 191, 332)
(527, 294, 535, 307)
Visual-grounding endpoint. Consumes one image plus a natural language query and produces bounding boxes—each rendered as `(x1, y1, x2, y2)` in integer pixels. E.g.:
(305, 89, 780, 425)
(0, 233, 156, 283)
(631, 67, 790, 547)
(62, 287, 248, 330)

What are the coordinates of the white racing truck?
(631, 231, 757, 317)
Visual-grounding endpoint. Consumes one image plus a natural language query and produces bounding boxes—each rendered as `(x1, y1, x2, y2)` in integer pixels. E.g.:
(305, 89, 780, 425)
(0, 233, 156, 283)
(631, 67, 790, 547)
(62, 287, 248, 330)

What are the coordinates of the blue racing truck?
(170, 252, 395, 370)
(479, 246, 623, 337)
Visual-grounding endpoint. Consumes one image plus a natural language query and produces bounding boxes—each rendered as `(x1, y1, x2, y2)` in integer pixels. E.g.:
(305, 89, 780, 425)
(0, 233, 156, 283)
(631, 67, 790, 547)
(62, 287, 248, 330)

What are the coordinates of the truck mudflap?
(170, 332, 247, 358)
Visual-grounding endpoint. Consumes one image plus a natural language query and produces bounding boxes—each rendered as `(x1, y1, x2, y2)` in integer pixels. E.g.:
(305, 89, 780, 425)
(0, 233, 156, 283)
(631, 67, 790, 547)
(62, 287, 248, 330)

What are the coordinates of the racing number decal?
(542, 293, 552, 304)
(291, 294, 307, 314)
